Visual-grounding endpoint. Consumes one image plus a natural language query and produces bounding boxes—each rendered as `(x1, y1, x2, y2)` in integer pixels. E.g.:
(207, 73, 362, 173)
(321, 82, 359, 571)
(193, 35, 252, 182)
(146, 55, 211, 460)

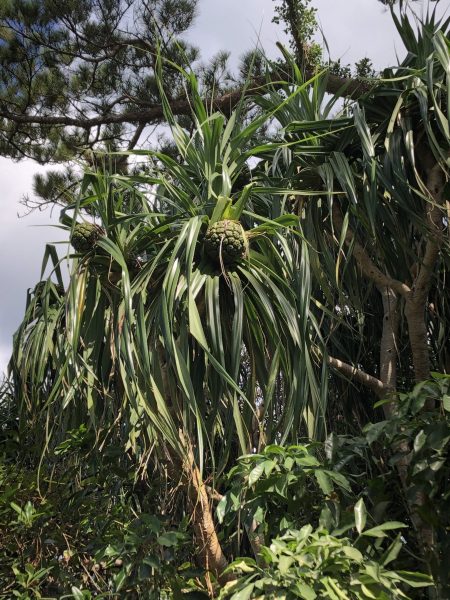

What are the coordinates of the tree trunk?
(404, 162, 445, 401)
(404, 299, 431, 383)
(378, 285, 399, 418)
(157, 349, 228, 591)
(186, 457, 229, 588)
(402, 163, 446, 592)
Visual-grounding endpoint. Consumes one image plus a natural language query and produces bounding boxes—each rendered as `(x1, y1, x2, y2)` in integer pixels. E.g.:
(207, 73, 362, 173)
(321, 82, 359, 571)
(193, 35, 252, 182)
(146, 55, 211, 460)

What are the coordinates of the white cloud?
(0, 158, 68, 373)
(0, 344, 11, 377)
(313, 0, 448, 70)
(189, 0, 288, 67)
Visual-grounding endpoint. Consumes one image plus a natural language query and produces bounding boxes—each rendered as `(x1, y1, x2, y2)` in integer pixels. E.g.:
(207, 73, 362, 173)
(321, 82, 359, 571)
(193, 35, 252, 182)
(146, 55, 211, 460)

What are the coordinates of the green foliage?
(1, 4, 449, 598)
(0, 424, 436, 598)
(0, 450, 206, 598)
(214, 376, 450, 596)
(366, 375, 450, 507)
(365, 374, 450, 592)
(8, 64, 328, 485)
(0, 0, 200, 165)
(217, 444, 352, 550)
(257, 11, 450, 410)
(220, 526, 431, 600)
(2, 377, 447, 597)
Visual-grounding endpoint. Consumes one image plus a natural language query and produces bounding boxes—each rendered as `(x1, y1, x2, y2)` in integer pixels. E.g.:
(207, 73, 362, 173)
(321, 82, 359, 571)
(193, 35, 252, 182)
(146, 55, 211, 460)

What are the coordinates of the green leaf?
(363, 522, 407, 538)
(395, 571, 432, 587)
(211, 196, 232, 224)
(325, 470, 351, 492)
(359, 584, 377, 599)
(262, 459, 277, 477)
(443, 394, 450, 412)
(248, 463, 265, 486)
(380, 535, 403, 566)
(157, 532, 179, 547)
(315, 470, 333, 495)
(364, 421, 389, 445)
(230, 183, 255, 220)
(216, 494, 229, 524)
(279, 555, 294, 574)
(342, 546, 363, 562)
(354, 498, 367, 534)
(295, 455, 320, 467)
(284, 456, 295, 471)
(413, 430, 427, 453)
(231, 583, 255, 600)
(230, 559, 257, 574)
(113, 568, 128, 592)
(295, 583, 317, 600)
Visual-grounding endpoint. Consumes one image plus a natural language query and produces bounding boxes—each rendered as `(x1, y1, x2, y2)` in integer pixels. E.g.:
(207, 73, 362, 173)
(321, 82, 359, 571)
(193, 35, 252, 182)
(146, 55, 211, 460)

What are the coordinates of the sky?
(0, 0, 447, 373)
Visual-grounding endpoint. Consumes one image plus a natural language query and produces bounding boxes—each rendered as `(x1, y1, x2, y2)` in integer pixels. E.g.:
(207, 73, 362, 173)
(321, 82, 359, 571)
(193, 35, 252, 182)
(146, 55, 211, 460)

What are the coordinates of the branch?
(332, 203, 410, 297)
(378, 286, 399, 418)
(285, 0, 309, 67)
(404, 161, 446, 386)
(0, 85, 257, 127)
(206, 486, 223, 503)
(412, 163, 446, 302)
(127, 123, 145, 151)
(328, 355, 385, 397)
(0, 69, 372, 131)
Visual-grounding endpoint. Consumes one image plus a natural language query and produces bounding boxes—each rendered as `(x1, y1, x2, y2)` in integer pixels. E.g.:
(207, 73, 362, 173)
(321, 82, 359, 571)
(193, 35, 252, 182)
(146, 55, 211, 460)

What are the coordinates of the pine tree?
(0, 0, 421, 207)
(0, 0, 200, 163)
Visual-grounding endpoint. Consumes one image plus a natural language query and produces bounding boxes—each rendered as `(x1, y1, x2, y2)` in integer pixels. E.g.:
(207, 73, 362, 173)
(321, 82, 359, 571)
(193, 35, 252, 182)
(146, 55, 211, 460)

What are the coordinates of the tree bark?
(186, 456, 229, 585)
(404, 162, 445, 395)
(377, 285, 399, 418)
(331, 196, 441, 577)
(157, 349, 228, 589)
(327, 355, 385, 396)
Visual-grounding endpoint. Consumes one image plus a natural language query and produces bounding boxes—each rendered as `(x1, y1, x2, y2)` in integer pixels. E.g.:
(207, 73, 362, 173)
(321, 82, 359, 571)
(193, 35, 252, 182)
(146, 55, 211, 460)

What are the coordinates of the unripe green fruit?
(204, 219, 247, 264)
(70, 222, 104, 253)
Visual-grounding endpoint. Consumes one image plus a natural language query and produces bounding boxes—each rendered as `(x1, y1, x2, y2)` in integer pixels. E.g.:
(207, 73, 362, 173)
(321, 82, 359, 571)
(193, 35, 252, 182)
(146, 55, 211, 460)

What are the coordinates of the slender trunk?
(402, 164, 445, 589)
(157, 348, 228, 590)
(187, 459, 229, 583)
(163, 448, 229, 594)
(331, 192, 443, 584)
(377, 286, 433, 545)
(378, 285, 399, 418)
(404, 299, 431, 383)
(378, 288, 438, 592)
(377, 286, 412, 514)
(404, 162, 445, 399)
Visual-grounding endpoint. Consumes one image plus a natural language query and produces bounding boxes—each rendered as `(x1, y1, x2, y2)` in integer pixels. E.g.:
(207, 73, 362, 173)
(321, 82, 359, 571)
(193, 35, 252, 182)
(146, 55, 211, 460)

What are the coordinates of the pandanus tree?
(8, 61, 329, 580)
(253, 5, 449, 586)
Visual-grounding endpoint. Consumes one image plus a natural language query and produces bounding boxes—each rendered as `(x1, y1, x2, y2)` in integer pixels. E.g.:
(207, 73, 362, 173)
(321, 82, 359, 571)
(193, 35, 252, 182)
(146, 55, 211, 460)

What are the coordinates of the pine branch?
(0, 69, 372, 131)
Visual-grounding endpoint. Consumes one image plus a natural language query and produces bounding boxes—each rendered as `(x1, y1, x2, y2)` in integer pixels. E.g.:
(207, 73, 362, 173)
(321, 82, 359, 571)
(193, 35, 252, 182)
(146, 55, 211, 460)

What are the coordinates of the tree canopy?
(0, 0, 199, 162)
(0, 0, 393, 207)
(0, 0, 432, 160)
